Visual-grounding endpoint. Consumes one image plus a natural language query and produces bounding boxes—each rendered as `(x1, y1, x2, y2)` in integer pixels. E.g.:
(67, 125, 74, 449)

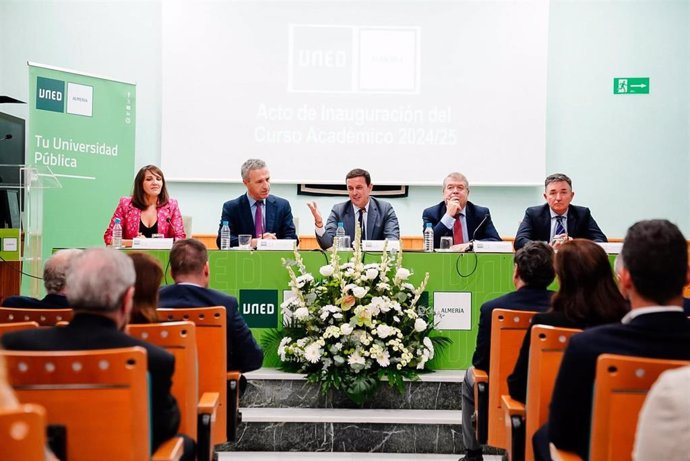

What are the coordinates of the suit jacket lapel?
(366, 199, 379, 240)
(239, 195, 254, 235)
(265, 196, 276, 233)
(343, 204, 356, 241)
(566, 205, 578, 235)
(540, 204, 553, 241)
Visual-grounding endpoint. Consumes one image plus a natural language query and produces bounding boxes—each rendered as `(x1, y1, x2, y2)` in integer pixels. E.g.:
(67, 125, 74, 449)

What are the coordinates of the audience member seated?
(308, 168, 400, 250)
(460, 241, 555, 461)
(514, 173, 607, 250)
(216, 158, 297, 248)
(1, 248, 193, 460)
(533, 219, 690, 461)
(159, 238, 264, 376)
(507, 239, 629, 403)
(422, 172, 501, 250)
(128, 253, 163, 324)
(633, 364, 690, 461)
(2, 249, 82, 308)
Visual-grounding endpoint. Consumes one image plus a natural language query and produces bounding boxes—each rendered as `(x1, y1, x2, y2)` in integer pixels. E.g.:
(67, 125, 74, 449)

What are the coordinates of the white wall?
(1, 0, 688, 240)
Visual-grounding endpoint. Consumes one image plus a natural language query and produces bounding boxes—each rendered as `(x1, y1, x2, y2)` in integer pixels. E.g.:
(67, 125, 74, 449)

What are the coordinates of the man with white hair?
(1, 248, 190, 458)
(2, 248, 82, 308)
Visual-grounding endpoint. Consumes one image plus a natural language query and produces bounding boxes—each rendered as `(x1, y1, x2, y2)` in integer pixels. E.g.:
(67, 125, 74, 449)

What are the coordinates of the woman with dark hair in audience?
(507, 239, 629, 403)
(128, 253, 163, 324)
(104, 165, 186, 245)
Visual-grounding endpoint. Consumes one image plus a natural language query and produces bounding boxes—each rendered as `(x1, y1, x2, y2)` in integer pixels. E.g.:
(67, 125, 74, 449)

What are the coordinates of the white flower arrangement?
(272, 226, 448, 404)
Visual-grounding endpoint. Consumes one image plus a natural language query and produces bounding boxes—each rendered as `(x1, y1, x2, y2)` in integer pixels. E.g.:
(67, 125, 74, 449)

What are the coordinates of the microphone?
(466, 214, 490, 252)
(0, 134, 12, 142)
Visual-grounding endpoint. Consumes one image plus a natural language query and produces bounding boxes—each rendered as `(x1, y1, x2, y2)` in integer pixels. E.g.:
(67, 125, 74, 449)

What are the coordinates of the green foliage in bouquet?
(265, 227, 450, 404)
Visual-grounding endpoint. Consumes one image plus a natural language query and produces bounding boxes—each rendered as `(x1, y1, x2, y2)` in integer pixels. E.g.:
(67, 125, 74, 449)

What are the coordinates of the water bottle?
(423, 222, 434, 253)
(220, 220, 231, 250)
(112, 218, 123, 249)
(335, 221, 346, 249)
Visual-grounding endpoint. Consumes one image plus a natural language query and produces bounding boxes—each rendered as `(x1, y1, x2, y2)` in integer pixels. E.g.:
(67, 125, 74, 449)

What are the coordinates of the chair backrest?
(127, 321, 198, 439)
(524, 325, 582, 461)
(0, 307, 73, 326)
(157, 307, 227, 445)
(487, 308, 537, 449)
(2, 347, 151, 461)
(0, 403, 46, 461)
(589, 354, 690, 461)
(0, 321, 40, 337)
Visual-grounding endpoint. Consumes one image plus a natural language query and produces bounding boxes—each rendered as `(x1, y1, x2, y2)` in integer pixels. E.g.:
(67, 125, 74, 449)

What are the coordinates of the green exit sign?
(614, 77, 650, 94)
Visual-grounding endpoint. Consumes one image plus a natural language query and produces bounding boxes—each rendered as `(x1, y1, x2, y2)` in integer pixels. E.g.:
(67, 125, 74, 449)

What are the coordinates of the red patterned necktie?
(454, 216, 464, 244)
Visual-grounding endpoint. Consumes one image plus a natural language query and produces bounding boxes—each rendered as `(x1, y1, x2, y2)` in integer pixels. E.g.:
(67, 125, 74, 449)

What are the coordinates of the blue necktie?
(555, 215, 566, 236)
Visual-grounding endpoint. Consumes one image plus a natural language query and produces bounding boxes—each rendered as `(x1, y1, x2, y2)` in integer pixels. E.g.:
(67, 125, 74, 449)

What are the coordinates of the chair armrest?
(502, 395, 525, 417)
(197, 392, 220, 461)
(226, 370, 243, 443)
(152, 436, 184, 461)
(502, 395, 526, 461)
(471, 368, 489, 444)
(198, 391, 220, 416)
(549, 443, 583, 461)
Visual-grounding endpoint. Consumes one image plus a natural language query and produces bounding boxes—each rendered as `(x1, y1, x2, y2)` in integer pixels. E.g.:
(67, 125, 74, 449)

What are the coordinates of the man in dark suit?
(534, 219, 690, 461)
(1, 248, 189, 459)
(307, 168, 400, 250)
(514, 173, 606, 250)
(422, 172, 501, 250)
(216, 158, 297, 248)
(2, 248, 81, 308)
(159, 238, 264, 375)
(460, 241, 555, 461)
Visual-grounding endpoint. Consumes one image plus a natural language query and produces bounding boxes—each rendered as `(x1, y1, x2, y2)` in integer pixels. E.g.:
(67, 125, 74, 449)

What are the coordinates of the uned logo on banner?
(36, 77, 65, 113)
(239, 289, 278, 328)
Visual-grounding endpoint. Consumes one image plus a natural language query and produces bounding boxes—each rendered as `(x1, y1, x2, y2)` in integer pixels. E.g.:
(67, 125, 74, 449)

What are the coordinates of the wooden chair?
(552, 354, 690, 461)
(1, 347, 183, 461)
(0, 307, 73, 326)
(0, 321, 40, 336)
(158, 306, 243, 445)
(501, 325, 582, 461)
(472, 308, 537, 449)
(0, 403, 47, 461)
(127, 321, 219, 461)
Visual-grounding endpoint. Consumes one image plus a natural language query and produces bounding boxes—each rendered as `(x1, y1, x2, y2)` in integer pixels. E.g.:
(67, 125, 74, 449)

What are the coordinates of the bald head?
(44, 248, 83, 294)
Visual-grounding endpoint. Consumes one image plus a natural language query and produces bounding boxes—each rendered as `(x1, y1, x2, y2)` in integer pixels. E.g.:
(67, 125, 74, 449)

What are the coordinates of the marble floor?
(219, 453, 502, 461)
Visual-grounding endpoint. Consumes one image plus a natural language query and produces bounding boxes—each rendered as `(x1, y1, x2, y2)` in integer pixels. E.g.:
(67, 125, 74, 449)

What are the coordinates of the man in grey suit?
(307, 168, 400, 250)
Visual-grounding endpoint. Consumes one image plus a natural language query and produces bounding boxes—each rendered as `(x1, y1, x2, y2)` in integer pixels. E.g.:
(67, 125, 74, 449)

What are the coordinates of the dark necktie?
(454, 214, 464, 244)
(255, 201, 264, 237)
(555, 215, 566, 237)
(358, 208, 365, 239)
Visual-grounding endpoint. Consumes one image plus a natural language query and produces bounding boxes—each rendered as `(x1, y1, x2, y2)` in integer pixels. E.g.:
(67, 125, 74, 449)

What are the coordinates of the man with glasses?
(514, 173, 606, 250)
(422, 172, 501, 250)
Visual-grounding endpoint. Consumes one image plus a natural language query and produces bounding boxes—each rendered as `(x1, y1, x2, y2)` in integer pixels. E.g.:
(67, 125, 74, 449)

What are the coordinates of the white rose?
(395, 268, 411, 280)
(294, 307, 310, 321)
(341, 323, 354, 335)
(352, 286, 368, 298)
(376, 324, 394, 339)
(414, 318, 428, 332)
(319, 265, 335, 277)
(365, 268, 379, 280)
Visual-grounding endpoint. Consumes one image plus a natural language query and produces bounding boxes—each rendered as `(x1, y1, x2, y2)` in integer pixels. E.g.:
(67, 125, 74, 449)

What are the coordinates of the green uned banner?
(27, 63, 135, 292)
